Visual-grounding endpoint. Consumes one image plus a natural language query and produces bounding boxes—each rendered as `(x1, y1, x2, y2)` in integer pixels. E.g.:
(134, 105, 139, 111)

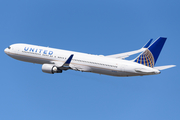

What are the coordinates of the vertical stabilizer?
(134, 37, 167, 67)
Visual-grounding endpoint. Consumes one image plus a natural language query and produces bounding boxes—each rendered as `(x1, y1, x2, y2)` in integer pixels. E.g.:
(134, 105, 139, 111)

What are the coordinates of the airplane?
(4, 37, 175, 77)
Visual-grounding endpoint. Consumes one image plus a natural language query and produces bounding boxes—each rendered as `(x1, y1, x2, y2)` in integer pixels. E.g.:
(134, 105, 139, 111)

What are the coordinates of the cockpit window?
(8, 46, 11, 49)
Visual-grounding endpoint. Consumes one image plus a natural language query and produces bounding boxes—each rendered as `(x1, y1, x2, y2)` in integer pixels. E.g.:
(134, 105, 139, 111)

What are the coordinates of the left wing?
(106, 39, 153, 59)
(51, 54, 74, 70)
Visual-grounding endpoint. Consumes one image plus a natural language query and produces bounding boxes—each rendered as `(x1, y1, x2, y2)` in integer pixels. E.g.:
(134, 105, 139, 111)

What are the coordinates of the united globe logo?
(134, 49, 154, 67)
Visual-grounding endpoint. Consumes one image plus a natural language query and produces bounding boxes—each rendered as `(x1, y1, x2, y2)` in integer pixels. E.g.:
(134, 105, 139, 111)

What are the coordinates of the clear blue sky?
(1, 0, 179, 120)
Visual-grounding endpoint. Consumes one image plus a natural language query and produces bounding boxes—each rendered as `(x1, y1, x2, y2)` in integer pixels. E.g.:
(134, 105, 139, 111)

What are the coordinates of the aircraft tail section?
(134, 37, 167, 67)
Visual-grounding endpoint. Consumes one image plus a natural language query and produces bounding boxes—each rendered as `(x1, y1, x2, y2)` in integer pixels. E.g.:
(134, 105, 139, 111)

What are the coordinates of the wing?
(106, 39, 153, 59)
(51, 54, 74, 70)
(106, 48, 147, 59)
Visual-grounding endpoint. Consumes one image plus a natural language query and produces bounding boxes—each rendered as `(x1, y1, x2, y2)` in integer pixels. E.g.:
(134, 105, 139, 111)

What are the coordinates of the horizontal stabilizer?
(154, 65, 176, 70)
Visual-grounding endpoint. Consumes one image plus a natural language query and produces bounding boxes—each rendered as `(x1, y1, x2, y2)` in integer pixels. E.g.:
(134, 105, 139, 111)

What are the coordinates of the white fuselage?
(4, 43, 160, 77)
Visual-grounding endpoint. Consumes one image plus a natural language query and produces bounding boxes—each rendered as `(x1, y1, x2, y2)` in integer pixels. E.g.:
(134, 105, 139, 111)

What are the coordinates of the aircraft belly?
(90, 67, 120, 76)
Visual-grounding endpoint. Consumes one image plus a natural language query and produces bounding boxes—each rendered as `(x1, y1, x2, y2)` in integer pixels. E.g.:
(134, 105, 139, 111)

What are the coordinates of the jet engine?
(42, 64, 62, 74)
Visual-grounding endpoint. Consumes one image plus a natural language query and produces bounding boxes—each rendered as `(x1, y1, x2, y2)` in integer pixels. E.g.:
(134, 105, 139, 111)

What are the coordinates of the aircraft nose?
(4, 48, 8, 54)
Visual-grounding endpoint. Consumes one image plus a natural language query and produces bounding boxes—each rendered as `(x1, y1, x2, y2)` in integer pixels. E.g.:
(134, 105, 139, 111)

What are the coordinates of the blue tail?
(134, 37, 167, 67)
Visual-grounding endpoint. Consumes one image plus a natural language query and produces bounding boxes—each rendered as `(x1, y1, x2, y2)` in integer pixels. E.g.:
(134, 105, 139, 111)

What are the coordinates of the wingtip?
(143, 38, 153, 48)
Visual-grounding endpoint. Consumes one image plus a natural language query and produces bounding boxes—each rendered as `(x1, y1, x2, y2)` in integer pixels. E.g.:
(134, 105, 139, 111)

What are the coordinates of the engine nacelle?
(42, 64, 62, 74)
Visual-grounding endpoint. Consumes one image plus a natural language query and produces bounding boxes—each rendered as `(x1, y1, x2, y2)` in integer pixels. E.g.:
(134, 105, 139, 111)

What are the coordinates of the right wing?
(106, 39, 153, 59)
(106, 48, 147, 59)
